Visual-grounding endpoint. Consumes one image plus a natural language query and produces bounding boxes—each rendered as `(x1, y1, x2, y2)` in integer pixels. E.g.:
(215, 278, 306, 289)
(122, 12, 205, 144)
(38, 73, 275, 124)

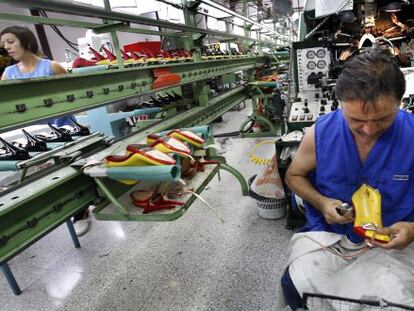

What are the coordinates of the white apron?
(283, 232, 414, 309)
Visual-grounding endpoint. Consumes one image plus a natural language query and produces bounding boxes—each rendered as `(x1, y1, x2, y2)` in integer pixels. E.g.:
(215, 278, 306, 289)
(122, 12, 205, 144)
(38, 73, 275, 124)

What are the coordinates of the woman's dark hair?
(335, 48, 405, 106)
(0, 26, 39, 54)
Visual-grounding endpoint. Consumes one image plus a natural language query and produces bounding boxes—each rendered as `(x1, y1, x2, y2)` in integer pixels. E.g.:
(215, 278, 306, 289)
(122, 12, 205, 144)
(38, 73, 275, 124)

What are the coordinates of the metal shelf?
(0, 0, 270, 293)
(0, 85, 249, 262)
(93, 164, 219, 222)
(0, 57, 263, 132)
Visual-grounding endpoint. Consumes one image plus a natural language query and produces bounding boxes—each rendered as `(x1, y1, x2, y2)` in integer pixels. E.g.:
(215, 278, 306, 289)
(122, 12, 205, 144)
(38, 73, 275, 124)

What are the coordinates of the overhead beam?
(0, 0, 276, 44)
(0, 12, 182, 38)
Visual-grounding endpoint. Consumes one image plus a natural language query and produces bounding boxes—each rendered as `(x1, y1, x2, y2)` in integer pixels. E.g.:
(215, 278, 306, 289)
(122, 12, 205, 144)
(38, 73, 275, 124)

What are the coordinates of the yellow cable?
(248, 140, 276, 165)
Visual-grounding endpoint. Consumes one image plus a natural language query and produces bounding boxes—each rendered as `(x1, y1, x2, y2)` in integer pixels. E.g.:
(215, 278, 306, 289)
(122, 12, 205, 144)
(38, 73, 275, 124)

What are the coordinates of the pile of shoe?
(71, 47, 194, 69)
(84, 126, 217, 214)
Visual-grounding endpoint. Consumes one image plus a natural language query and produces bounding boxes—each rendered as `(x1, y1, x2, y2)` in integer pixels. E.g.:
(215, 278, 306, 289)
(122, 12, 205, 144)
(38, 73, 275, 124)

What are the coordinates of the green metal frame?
(93, 164, 221, 221)
(239, 114, 279, 138)
(239, 83, 280, 138)
(216, 162, 248, 195)
(0, 85, 250, 263)
(93, 160, 249, 221)
(0, 57, 263, 132)
(0, 0, 281, 286)
(0, 166, 96, 263)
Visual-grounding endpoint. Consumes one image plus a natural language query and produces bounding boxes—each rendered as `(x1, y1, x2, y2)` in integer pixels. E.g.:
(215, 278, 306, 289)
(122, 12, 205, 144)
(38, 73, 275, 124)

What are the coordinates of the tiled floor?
(1, 102, 294, 311)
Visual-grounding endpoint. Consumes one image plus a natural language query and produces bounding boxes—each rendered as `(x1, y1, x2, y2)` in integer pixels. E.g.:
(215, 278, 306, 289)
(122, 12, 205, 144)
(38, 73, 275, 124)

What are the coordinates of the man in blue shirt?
(281, 49, 414, 309)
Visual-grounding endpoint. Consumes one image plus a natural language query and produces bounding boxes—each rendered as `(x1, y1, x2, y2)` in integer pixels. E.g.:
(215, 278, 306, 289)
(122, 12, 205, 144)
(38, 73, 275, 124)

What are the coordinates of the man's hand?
(320, 198, 354, 225)
(369, 222, 414, 250)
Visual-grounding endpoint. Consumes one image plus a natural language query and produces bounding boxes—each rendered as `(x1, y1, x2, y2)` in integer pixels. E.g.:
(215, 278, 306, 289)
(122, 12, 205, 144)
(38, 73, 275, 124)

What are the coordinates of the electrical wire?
(248, 140, 276, 165)
(170, 179, 224, 223)
(304, 235, 372, 260)
(39, 10, 79, 52)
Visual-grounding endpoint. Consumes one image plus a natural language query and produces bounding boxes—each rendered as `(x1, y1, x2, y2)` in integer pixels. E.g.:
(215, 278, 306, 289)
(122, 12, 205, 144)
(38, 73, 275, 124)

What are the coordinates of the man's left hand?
(368, 222, 414, 250)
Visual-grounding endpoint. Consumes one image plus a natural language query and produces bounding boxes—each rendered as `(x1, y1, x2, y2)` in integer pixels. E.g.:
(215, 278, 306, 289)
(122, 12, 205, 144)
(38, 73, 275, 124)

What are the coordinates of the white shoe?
(74, 219, 90, 236)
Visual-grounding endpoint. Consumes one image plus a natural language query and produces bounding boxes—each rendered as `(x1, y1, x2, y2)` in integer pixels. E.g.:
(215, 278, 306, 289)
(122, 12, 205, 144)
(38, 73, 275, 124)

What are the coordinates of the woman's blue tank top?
(4, 58, 53, 79)
(4, 58, 73, 126)
(305, 109, 414, 242)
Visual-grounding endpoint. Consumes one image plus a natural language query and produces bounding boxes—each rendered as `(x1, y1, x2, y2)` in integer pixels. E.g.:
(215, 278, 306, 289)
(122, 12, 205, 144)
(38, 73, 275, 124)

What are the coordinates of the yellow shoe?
(146, 134, 161, 146)
(126, 144, 176, 165)
(95, 59, 111, 65)
(149, 136, 191, 158)
(352, 184, 391, 243)
(167, 130, 205, 148)
(106, 145, 175, 184)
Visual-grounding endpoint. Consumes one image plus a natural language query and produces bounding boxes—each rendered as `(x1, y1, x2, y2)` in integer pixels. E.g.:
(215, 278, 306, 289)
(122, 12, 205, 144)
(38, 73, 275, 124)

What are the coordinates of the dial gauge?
(307, 61, 316, 70)
(306, 50, 316, 59)
(317, 49, 326, 58)
(317, 60, 326, 69)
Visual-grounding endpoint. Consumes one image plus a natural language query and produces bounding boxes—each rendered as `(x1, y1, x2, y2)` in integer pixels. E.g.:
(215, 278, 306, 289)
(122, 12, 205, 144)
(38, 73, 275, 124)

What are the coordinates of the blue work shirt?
(304, 109, 414, 243)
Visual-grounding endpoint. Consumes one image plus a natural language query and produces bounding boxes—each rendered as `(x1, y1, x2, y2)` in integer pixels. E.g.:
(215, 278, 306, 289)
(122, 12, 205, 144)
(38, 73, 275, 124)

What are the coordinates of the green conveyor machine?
(0, 0, 291, 295)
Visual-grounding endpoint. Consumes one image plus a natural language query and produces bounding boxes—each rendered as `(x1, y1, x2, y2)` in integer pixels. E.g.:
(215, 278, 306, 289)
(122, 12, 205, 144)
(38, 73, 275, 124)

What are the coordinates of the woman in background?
(0, 25, 74, 127)
(0, 26, 90, 236)
(1, 25, 66, 79)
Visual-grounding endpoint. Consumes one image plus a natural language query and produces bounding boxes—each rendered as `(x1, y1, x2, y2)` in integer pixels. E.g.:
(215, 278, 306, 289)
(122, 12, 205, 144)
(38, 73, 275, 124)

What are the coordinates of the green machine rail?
(0, 0, 285, 295)
(0, 58, 263, 132)
(0, 85, 250, 263)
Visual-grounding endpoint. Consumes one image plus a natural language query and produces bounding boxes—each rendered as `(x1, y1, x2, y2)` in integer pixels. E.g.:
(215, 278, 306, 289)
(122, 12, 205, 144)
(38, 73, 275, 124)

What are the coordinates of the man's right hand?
(320, 198, 354, 224)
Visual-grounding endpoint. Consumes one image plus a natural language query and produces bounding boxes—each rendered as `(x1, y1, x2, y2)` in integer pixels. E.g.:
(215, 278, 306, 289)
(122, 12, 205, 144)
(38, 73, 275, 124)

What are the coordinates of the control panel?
(288, 97, 339, 129)
(296, 47, 331, 92)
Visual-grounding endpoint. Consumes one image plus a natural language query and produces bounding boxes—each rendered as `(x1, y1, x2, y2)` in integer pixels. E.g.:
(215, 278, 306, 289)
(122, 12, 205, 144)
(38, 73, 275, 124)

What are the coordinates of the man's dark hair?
(335, 48, 405, 106)
(0, 26, 39, 55)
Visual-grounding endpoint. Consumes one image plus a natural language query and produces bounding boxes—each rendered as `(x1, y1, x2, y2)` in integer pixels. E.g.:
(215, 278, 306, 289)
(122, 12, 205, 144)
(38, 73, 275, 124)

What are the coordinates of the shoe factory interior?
(0, 0, 414, 310)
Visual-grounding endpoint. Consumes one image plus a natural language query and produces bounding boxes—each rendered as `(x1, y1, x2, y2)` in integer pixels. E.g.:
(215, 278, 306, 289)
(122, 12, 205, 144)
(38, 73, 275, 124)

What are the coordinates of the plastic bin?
(248, 174, 287, 219)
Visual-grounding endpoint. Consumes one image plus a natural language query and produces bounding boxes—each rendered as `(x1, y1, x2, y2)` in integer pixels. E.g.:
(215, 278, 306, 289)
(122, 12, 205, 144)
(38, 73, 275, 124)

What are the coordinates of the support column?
(242, 0, 251, 55)
(182, 0, 209, 107)
(1, 263, 21, 295)
(66, 219, 81, 248)
(103, 0, 124, 69)
(182, 0, 202, 62)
